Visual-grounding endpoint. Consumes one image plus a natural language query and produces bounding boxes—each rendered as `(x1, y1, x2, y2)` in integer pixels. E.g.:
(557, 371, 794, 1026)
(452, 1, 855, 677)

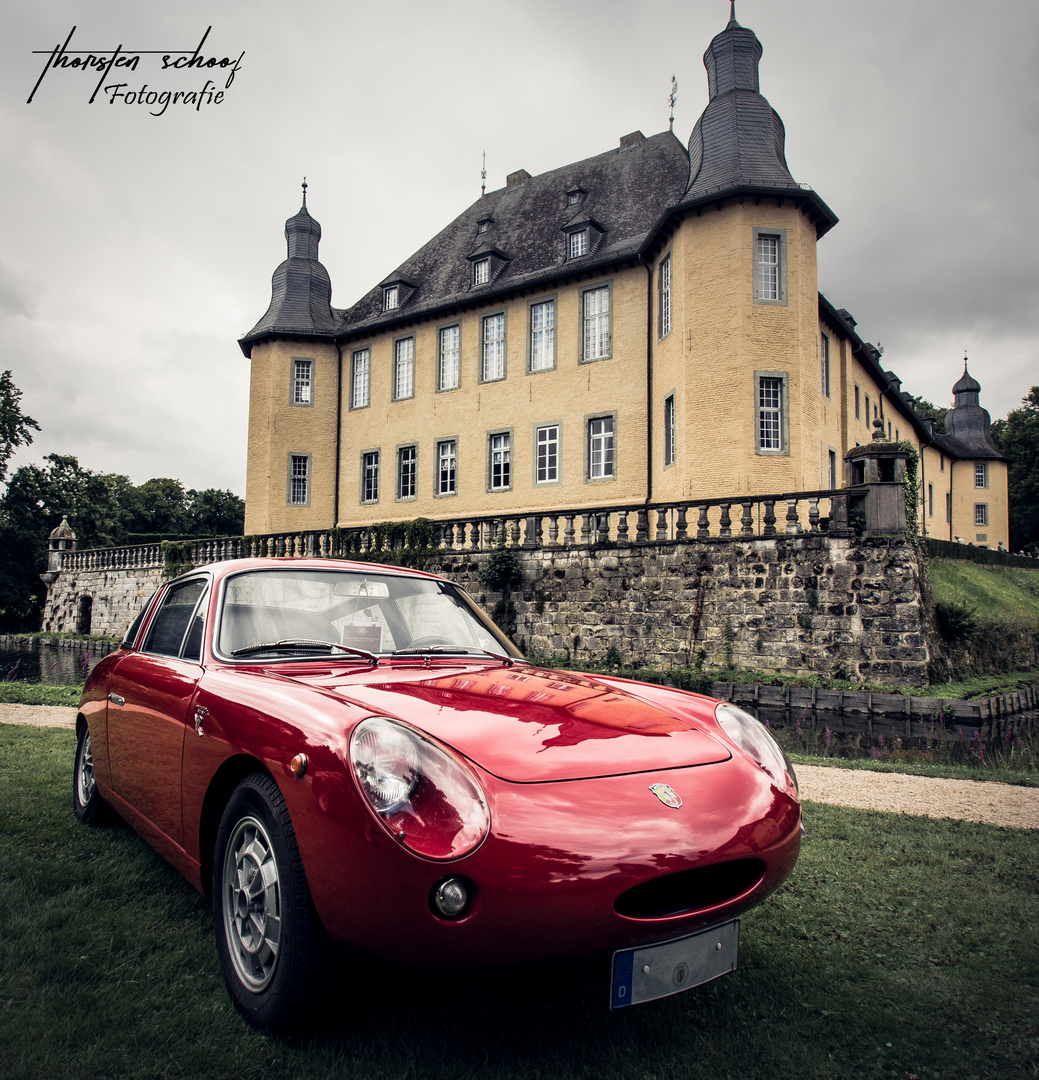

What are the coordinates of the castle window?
(361, 451, 380, 504)
(928, 483, 934, 517)
(481, 312, 506, 382)
(755, 372, 789, 455)
(659, 253, 672, 339)
(535, 424, 560, 484)
(473, 258, 490, 286)
(940, 453, 945, 472)
(397, 445, 416, 500)
(351, 348, 370, 409)
(436, 439, 457, 496)
(855, 384, 861, 419)
(828, 449, 837, 489)
(569, 230, 589, 259)
(292, 358, 313, 405)
(438, 325, 460, 391)
(663, 394, 675, 468)
(489, 432, 511, 491)
(753, 228, 787, 305)
(974, 503, 988, 526)
(383, 285, 399, 311)
(587, 416, 615, 480)
(288, 453, 310, 506)
(580, 284, 612, 362)
(865, 394, 871, 425)
(394, 337, 414, 400)
(975, 462, 988, 488)
(820, 333, 830, 398)
(529, 299, 555, 372)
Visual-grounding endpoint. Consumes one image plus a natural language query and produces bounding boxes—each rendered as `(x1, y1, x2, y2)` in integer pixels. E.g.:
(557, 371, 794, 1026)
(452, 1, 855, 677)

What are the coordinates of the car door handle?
(194, 704, 209, 737)
(108, 693, 125, 706)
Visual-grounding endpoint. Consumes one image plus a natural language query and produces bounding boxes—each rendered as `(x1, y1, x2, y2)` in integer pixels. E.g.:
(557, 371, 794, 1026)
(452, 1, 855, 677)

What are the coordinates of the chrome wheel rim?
(76, 730, 95, 806)
(222, 815, 282, 992)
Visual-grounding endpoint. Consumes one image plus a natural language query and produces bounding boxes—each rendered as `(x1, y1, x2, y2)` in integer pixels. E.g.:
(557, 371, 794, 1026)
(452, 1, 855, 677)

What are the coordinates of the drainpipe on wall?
(639, 255, 654, 506)
(334, 342, 343, 528)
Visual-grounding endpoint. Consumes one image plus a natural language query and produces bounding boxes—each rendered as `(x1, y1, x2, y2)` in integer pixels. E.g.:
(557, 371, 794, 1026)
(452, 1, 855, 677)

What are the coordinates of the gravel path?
(3, 704, 1037, 830)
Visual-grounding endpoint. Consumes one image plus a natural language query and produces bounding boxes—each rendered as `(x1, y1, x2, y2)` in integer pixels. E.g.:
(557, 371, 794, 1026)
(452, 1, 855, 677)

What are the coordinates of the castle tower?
(239, 185, 340, 534)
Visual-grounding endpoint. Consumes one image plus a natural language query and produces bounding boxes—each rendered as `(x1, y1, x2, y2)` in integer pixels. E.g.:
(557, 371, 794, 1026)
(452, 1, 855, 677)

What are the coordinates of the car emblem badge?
(649, 783, 682, 809)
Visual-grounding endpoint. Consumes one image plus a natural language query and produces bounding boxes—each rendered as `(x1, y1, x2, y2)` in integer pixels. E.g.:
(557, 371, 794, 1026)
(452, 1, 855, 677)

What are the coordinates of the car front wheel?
(73, 722, 109, 825)
(212, 773, 331, 1032)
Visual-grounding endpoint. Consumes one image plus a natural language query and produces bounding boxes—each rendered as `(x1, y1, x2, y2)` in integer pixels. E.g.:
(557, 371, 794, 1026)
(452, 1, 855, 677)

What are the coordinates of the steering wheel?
(407, 635, 456, 649)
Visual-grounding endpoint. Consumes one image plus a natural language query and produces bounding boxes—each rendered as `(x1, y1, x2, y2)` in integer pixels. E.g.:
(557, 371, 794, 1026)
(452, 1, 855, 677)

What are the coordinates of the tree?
(991, 386, 1039, 552)
(185, 488, 245, 537)
(904, 393, 948, 434)
(0, 370, 40, 484)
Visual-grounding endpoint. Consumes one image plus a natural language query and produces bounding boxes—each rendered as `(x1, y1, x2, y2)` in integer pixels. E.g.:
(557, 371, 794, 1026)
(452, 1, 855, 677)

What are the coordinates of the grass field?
(1, 725, 1037, 1080)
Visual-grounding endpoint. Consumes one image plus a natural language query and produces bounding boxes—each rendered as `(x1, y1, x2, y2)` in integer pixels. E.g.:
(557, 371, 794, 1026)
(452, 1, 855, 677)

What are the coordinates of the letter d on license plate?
(610, 920, 739, 1009)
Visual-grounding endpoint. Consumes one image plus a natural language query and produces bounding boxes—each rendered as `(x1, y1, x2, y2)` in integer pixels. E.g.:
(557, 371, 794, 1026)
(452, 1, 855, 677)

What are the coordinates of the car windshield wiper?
(232, 639, 380, 663)
(391, 645, 516, 666)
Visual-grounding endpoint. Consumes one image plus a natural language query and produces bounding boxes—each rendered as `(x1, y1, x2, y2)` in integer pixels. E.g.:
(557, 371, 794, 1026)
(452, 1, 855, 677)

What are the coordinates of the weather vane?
(481, 151, 487, 197)
(301, 176, 308, 208)
(668, 75, 678, 133)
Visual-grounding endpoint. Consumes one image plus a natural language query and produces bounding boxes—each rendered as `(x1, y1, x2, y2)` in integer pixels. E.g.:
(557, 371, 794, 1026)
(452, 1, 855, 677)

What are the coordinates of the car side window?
(142, 579, 208, 659)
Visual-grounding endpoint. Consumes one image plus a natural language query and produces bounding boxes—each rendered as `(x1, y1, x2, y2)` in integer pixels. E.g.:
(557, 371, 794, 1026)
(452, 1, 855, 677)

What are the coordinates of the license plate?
(610, 920, 739, 1009)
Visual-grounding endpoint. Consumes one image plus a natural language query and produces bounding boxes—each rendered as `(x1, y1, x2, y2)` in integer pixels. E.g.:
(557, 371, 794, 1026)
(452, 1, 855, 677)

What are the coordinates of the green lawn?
(1, 725, 1037, 1080)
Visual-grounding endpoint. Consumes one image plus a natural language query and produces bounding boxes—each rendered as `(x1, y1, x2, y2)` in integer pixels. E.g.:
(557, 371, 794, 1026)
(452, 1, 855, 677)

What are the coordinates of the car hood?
(299, 663, 732, 782)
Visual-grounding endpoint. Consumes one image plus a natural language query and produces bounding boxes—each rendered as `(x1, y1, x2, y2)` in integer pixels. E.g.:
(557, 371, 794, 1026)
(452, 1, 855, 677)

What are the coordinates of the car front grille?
(614, 859, 766, 919)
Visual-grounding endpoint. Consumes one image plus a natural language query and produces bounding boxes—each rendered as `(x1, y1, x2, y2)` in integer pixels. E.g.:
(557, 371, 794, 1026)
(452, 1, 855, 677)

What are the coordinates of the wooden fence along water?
(711, 682, 1039, 742)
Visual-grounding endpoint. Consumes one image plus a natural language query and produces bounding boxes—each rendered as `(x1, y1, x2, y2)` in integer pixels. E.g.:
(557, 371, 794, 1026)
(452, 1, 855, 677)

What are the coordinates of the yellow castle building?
(239, 8, 1008, 550)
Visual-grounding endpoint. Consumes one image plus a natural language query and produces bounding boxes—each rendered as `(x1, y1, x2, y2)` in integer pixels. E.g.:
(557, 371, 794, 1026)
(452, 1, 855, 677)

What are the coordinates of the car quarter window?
(142, 578, 208, 659)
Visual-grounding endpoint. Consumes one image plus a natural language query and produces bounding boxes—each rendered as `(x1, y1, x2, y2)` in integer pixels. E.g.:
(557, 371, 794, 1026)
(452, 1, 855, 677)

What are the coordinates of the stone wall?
(433, 533, 930, 685)
(42, 533, 932, 686)
(42, 566, 165, 639)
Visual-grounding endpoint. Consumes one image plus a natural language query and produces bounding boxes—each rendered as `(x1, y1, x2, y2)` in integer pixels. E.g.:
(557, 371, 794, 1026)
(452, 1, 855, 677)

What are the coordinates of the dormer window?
(565, 186, 586, 207)
(477, 218, 493, 234)
(383, 285, 399, 311)
(467, 245, 508, 289)
(563, 216, 603, 261)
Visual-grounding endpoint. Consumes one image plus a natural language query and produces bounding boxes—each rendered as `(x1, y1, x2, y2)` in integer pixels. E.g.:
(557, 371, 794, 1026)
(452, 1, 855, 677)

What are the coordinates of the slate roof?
(239, 10, 837, 356)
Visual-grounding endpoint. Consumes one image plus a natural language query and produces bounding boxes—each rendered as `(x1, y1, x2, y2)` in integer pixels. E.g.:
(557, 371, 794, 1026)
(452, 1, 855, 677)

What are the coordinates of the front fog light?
(432, 877, 470, 918)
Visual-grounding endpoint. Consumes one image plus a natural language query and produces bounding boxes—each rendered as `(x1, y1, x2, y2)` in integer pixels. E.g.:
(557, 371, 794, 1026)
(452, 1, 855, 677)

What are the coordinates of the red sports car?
(74, 558, 801, 1031)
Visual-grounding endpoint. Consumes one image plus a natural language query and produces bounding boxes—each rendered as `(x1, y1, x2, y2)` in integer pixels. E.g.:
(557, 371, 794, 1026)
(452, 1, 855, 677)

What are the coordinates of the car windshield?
(215, 568, 521, 660)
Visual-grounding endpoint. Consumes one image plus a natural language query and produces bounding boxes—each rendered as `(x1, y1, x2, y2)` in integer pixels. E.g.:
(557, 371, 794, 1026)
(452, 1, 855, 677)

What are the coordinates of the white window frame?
(580, 284, 612, 362)
(436, 439, 457, 496)
(394, 336, 414, 400)
(383, 285, 399, 311)
(535, 424, 560, 485)
(755, 372, 789, 455)
(351, 348, 370, 410)
(292, 358, 313, 405)
(288, 453, 310, 507)
(659, 252, 672, 339)
(974, 503, 988, 526)
(473, 258, 490, 286)
(481, 312, 506, 382)
(529, 299, 555, 373)
(753, 227, 787, 305)
(663, 393, 676, 468)
(397, 445, 416, 501)
(975, 462, 988, 488)
(361, 451, 380, 505)
(569, 230, 589, 259)
(820, 333, 830, 398)
(438, 325, 460, 392)
(587, 415, 615, 481)
(489, 431, 511, 492)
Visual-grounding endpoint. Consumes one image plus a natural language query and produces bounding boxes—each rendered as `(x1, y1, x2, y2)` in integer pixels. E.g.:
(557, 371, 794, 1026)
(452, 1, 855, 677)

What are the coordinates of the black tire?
(73, 722, 110, 825)
(212, 773, 332, 1032)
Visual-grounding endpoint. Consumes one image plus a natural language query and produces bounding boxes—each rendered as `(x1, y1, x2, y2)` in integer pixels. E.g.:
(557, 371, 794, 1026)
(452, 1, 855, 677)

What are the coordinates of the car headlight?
(714, 703, 799, 797)
(350, 717, 490, 860)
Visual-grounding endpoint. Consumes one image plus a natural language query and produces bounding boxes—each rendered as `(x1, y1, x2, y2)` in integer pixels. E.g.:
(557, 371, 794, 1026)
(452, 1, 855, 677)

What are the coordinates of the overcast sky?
(3, 0, 1037, 496)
